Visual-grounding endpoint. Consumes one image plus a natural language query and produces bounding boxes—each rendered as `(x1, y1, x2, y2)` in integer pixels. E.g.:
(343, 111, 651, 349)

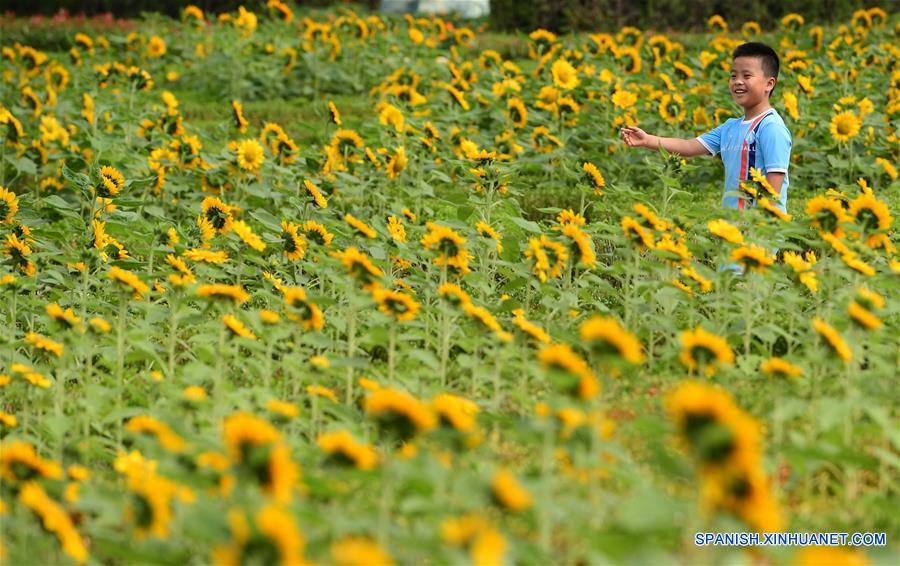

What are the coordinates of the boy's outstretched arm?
(620, 126, 710, 157)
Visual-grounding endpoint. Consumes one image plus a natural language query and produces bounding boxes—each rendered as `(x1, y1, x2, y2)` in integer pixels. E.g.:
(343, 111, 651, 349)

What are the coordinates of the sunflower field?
(0, 3, 898, 565)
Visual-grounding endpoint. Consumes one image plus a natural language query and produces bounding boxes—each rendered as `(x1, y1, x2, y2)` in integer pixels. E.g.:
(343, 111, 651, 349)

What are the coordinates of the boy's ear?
(766, 76, 776, 94)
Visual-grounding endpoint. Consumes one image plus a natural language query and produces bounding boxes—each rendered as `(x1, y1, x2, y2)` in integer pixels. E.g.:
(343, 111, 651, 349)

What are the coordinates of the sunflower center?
(307, 230, 326, 245)
(206, 207, 228, 230)
(856, 208, 880, 231)
(132, 493, 154, 529)
(683, 413, 735, 464)
(282, 232, 297, 253)
(690, 345, 717, 366)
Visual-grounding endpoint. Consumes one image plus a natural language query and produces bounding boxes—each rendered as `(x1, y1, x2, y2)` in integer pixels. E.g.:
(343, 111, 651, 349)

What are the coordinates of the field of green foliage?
(0, 3, 898, 564)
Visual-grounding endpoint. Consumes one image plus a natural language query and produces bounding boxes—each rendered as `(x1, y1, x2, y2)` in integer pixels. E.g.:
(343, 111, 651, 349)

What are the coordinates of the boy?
(621, 42, 792, 214)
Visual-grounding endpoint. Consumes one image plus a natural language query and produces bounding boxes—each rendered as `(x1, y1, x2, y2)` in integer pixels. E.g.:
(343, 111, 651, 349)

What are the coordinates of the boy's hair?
(732, 42, 780, 97)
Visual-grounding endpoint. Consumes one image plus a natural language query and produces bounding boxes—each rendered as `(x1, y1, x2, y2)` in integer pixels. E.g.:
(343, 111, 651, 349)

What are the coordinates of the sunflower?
(551, 58, 580, 90)
(461, 302, 512, 342)
(707, 219, 744, 244)
(579, 315, 644, 364)
(215, 504, 307, 565)
(18, 482, 88, 563)
(582, 162, 605, 195)
(654, 233, 691, 264)
(561, 224, 596, 266)
(183, 248, 229, 264)
(535, 85, 561, 112)
(805, 196, 848, 236)
(421, 222, 470, 274)
(223, 314, 257, 340)
(281, 286, 324, 330)
(280, 220, 307, 261)
(222, 411, 281, 462)
(875, 157, 898, 181)
(432, 393, 480, 433)
(621, 216, 656, 249)
(700, 463, 783, 533)
(386, 146, 407, 179)
(266, 399, 299, 420)
(731, 244, 775, 273)
(557, 95, 580, 123)
(331, 537, 392, 566)
(364, 388, 436, 441)
(783, 91, 799, 120)
(679, 326, 734, 376)
(332, 247, 384, 287)
(490, 468, 532, 512)
(302, 220, 333, 246)
(523, 235, 562, 282)
(658, 93, 686, 123)
(201, 196, 233, 235)
(617, 46, 642, 74)
(317, 430, 378, 469)
(1, 441, 64, 481)
(231, 220, 266, 252)
(829, 111, 861, 143)
(330, 129, 364, 159)
(371, 286, 420, 322)
(760, 357, 803, 378)
(438, 282, 472, 306)
(795, 548, 870, 566)
(476, 221, 501, 252)
(11, 363, 52, 388)
(25, 332, 64, 357)
(538, 342, 600, 400)
(302, 179, 328, 208)
(665, 380, 761, 471)
(757, 198, 792, 222)
(848, 287, 883, 330)
(108, 266, 149, 299)
(377, 103, 405, 133)
(0, 185, 19, 224)
(125, 415, 186, 452)
(439, 82, 469, 110)
(46, 302, 81, 329)
(96, 165, 124, 198)
(840, 253, 875, 276)
(230, 100, 249, 132)
(233, 138, 265, 172)
(507, 97, 527, 128)
(344, 214, 377, 239)
(610, 89, 638, 110)
(847, 193, 892, 232)
(197, 284, 249, 305)
(782, 251, 818, 293)
(674, 266, 714, 295)
(811, 318, 852, 363)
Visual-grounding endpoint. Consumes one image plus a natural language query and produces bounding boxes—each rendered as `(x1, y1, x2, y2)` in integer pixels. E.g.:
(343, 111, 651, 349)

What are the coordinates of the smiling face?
(730, 56, 776, 109)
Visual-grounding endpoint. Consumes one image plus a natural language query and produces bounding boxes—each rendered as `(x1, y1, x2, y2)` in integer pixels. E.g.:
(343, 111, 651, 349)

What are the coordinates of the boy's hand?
(620, 126, 651, 148)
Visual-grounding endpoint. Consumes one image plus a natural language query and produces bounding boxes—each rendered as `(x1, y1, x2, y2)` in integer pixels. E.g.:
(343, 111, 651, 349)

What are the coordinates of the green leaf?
(509, 217, 541, 234)
(8, 155, 36, 175)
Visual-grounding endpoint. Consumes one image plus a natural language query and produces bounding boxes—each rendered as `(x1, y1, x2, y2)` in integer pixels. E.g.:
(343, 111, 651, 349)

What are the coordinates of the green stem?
(539, 421, 554, 554)
(167, 297, 178, 380)
(388, 323, 396, 382)
(345, 306, 357, 404)
(115, 292, 127, 450)
(216, 314, 226, 397)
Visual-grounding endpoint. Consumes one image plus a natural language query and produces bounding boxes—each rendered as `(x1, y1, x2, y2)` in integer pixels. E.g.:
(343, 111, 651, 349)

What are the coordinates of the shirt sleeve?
(758, 122, 792, 174)
(696, 123, 724, 156)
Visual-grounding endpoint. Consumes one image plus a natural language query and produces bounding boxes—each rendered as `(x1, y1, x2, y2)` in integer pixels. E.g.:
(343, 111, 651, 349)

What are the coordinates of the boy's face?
(730, 56, 775, 109)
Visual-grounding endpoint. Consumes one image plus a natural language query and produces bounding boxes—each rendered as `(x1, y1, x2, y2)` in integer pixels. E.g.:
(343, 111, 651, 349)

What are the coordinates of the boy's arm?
(620, 126, 710, 157)
(766, 172, 785, 196)
(758, 122, 792, 197)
